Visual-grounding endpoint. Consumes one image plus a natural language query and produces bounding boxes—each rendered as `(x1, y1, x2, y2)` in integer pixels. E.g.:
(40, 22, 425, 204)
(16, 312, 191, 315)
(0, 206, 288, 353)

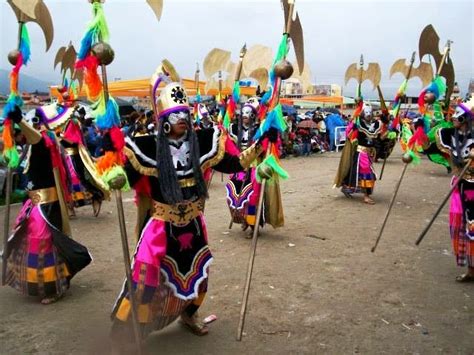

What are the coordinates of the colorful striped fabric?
(7, 202, 70, 298)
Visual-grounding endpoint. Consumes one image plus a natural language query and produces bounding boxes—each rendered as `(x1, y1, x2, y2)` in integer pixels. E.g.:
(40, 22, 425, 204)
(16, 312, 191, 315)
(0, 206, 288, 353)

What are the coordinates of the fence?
(334, 126, 346, 152)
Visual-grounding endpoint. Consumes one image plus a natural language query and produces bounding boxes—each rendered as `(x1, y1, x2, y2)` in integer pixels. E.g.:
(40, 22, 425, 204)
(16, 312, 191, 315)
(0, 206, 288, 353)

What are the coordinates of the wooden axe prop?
(236, 0, 302, 342)
(345, 55, 381, 99)
(146, 0, 163, 21)
(54, 42, 84, 93)
(419, 24, 455, 104)
(7, 0, 54, 52)
(390, 53, 433, 89)
(378, 52, 419, 181)
(3, 0, 54, 286)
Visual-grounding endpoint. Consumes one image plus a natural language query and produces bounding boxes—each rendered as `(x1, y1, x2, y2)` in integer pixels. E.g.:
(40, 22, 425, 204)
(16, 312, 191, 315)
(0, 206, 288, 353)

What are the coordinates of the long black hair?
(155, 116, 208, 205)
(453, 115, 474, 167)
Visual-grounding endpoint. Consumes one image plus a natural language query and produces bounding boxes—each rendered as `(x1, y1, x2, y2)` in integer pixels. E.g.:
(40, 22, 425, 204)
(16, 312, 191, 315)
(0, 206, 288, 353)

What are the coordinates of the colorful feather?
(1, 25, 31, 168)
(418, 75, 446, 115)
(223, 81, 240, 130)
(75, 1, 127, 187)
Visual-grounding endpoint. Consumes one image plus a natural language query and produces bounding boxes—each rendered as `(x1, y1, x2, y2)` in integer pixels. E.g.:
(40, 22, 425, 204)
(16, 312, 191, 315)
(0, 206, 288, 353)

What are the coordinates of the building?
(280, 78, 303, 98)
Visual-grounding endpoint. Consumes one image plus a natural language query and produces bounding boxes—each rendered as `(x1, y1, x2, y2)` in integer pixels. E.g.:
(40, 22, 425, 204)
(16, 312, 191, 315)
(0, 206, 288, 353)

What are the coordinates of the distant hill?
(0, 69, 53, 95)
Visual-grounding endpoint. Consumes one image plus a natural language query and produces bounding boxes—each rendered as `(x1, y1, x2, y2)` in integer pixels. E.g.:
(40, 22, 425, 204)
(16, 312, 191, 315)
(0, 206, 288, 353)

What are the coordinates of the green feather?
(102, 166, 130, 191)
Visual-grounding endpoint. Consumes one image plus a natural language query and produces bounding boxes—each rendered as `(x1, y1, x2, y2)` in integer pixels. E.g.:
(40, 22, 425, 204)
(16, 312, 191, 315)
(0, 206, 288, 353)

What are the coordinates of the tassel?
(102, 165, 130, 191)
(256, 154, 289, 183)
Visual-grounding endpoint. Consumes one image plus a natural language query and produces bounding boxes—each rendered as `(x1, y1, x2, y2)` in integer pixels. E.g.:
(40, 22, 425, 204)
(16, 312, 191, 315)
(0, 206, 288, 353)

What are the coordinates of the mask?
(168, 110, 190, 125)
(242, 106, 254, 119)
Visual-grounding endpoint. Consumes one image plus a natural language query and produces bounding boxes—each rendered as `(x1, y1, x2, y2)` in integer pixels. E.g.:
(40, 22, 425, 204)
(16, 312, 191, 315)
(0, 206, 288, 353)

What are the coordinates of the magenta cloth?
(249, 168, 260, 205)
(15, 200, 54, 254)
(464, 190, 474, 201)
(358, 151, 372, 174)
(449, 180, 463, 215)
(65, 155, 81, 186)
(63, 121, 84, 145)
(132, 215, 209, 286)
(135, 219, 167, 269)
(225, 134, 241, 156)
(345, 122, 354, 135)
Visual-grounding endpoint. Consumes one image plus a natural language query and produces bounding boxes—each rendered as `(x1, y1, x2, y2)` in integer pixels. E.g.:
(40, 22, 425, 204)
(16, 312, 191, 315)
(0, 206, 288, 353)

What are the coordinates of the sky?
(1, 0, 473, 99)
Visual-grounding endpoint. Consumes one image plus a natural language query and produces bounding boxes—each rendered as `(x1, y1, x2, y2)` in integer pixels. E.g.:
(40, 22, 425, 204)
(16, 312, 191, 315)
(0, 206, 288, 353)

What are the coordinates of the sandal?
(363, 196, 376, 205)
(180, 314, 209, 336)
(41, 294, 63, 305)
(455, 273, 474, 283)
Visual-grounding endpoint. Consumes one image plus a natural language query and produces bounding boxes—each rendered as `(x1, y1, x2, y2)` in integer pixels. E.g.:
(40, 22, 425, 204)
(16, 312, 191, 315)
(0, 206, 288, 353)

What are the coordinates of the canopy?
(50, 78, 257, 98)
(280, 96, 346, 109)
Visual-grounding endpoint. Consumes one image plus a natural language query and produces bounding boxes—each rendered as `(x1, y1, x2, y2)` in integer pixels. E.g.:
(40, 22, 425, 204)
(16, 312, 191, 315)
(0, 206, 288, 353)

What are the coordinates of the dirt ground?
(1, 146, 473, 354)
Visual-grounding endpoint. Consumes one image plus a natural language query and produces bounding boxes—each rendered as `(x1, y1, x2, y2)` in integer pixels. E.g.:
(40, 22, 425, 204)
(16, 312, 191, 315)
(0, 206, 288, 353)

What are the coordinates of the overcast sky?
(1, 0, 472, 99)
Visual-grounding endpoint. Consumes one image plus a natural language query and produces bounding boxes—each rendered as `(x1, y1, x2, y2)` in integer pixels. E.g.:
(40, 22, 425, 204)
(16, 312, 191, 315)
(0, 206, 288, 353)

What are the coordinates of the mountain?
(0, 69, 54, 95)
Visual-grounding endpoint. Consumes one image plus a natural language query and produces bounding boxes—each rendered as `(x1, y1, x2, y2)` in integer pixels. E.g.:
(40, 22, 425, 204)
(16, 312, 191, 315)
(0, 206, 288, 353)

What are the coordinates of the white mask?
(241, 106, 254, 119)
(168, 110, 190, 125)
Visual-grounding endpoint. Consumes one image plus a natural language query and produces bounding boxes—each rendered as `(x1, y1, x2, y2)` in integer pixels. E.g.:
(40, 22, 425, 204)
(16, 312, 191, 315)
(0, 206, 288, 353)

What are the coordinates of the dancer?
(334, 103, 383, 204)
(110, 69, 271, 342)
(4, 105, 91, 304)
(435, 97, 474, 282)
(226, 97, 261, 233)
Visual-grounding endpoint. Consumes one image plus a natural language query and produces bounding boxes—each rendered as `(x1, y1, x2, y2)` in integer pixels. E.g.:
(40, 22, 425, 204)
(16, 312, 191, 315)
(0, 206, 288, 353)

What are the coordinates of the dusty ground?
(1, 146, 473, 354)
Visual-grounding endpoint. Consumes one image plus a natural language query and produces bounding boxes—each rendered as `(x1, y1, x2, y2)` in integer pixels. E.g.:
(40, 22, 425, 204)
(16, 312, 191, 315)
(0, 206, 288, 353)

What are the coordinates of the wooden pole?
(2, 168, 13, 285)
(416, 159, 471, 246)
(236, 171, 267, 341)
(371, 163, 408, 252)
(114, 189, 142, 354)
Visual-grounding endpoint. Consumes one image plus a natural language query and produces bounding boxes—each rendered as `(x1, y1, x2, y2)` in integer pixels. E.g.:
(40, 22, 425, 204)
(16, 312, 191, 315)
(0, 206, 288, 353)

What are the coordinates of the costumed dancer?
(3, 105, 92, 304)
(53, 42, 110, 216)
(195, 103, 214, 130)
(374, 111, 397, 163)
(374, 86, 396, 163)
(334, 103, 383, 204)
(419, 76, 453, 173)
(435, 97, 474, 282)
(110, 63, 268, 341)
(59, 105, 110, 216)
(226, 97, 262, 234)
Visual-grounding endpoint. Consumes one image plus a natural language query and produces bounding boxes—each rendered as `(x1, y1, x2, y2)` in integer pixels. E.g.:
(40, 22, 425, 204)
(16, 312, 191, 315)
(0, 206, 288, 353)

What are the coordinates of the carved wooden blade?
(390, 58, 409, 79)
(418, 24, 455, 97)
(243, 45, 273, 77)
(225, 62, 237, 79)
(62, 45, 77, 76)
(362, 63, 381, 89)
(412, 62, 434, 87)
(419, 24, 441, 64)
(290, 12, 305, 75)
(282, 0, 305, 75)
(146, 0, 163, 21)
(344, 63, 359, 85)
(205, 77, 219, 92)
(203, 48, 232, 78)
(440, 60, 455, 99)
(54, 46, 66, 70)
(248, 68, 269, 90)
(73, 68, 84, 89)
(11, 0, 38, 18)
(7, 0, 54, 51)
